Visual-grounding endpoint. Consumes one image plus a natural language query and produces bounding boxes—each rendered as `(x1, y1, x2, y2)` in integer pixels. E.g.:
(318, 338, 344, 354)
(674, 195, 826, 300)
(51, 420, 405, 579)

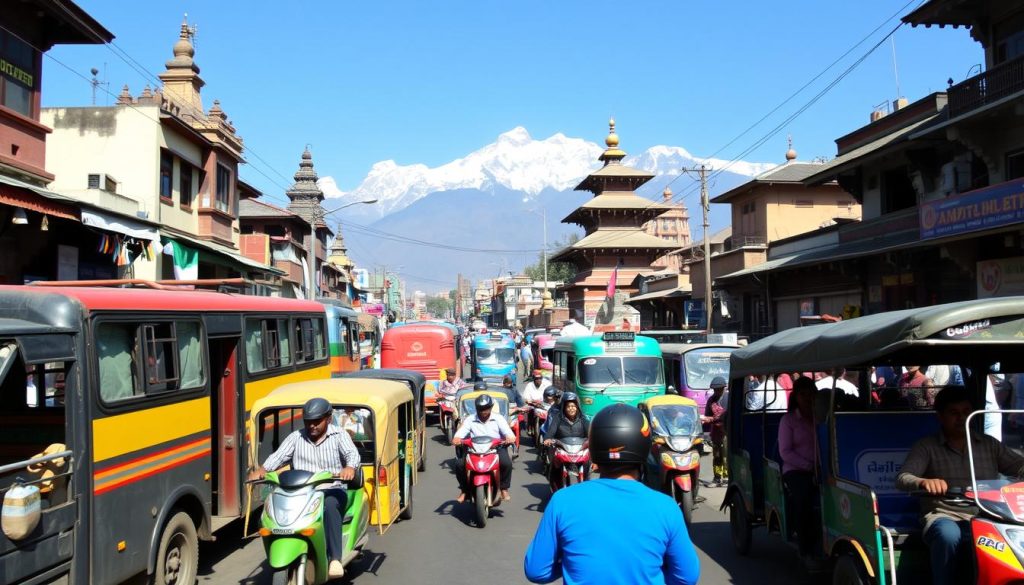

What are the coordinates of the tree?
(523, 233, 580, 283)
(425, 296, 452, 318)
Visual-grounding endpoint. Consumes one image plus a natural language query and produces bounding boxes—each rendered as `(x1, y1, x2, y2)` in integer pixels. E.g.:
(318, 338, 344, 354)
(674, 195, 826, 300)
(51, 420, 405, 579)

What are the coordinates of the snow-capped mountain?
(318, 127, 777, 220)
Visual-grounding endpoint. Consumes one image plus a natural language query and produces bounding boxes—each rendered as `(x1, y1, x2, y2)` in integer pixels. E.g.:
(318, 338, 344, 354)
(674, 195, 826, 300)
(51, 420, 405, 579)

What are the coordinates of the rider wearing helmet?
(250, 398, 360, 579)
(525, 404, 700, 585)
(452, 393, 516, 503)
(543, 392, 587, 444)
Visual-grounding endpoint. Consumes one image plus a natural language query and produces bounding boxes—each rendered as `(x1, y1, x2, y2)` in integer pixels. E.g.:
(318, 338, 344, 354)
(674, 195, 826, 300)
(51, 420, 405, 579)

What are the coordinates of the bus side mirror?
(666, 385, 678, 395)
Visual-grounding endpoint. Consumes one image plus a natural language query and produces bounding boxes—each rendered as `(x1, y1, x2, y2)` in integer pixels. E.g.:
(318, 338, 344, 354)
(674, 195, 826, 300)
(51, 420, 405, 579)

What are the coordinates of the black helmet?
(302, 397, 332, 421)
(561, 391, 579, 407)
(543, 387, 558, 400)
(473, 381, 488, 391)
(710, 376, 728, 389)
(589, 404, 651, 466)
(502, 374, 514, 386)
(474, 393, 494, 411)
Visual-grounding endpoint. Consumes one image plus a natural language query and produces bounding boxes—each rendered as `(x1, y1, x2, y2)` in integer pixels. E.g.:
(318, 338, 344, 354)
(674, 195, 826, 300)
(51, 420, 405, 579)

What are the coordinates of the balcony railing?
(948, 55, 1024, 118)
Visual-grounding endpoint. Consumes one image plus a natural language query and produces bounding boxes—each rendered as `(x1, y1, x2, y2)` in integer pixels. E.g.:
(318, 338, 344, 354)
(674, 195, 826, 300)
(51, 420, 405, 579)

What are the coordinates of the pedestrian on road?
(701, 376, 728, 486)
(524, 404, 700, 585)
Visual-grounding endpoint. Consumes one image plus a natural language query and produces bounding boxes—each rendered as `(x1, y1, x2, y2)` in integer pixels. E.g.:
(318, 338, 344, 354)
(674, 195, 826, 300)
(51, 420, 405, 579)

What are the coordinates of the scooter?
(253, 469, 368, 585)
(508, 407, 522, 460)
(653, 434, 703, 527)
(548, 437, 590, 492)
(460, 436, 503, 528)
(438, 394, 457, 442)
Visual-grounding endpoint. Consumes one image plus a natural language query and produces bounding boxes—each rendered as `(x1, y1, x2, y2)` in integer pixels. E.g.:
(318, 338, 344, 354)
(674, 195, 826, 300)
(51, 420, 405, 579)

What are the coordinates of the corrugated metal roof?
(239, 198, 302, 219)
(711, 162, 825, 203)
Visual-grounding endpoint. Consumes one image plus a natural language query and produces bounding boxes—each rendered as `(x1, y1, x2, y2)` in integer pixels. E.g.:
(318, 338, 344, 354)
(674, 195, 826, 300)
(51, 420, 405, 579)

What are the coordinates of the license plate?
(271, 528, 293, 535)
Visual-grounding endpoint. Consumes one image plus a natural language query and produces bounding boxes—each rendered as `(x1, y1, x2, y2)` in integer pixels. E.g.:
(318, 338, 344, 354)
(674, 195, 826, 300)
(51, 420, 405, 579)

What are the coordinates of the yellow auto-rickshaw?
(248, 378, 416, 534)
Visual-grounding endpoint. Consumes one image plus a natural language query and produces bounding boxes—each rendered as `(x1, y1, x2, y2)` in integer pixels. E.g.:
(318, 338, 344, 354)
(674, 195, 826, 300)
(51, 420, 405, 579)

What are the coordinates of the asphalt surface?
(197, 418, 817, 584)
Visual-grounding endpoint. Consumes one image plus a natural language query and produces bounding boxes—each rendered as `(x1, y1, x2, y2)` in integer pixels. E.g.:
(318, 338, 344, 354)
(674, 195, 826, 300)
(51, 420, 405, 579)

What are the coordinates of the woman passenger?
(778, 377, 817, 558)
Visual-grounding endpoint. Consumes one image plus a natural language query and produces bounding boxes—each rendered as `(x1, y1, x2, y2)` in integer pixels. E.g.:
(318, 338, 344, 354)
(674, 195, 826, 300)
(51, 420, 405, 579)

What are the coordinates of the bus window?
(245, 318, 291, 374)
(294, 318, 327, 364)
(623, 356, 663, 385)
(97, 322, 140, 401)
(579, 357, 621, 386)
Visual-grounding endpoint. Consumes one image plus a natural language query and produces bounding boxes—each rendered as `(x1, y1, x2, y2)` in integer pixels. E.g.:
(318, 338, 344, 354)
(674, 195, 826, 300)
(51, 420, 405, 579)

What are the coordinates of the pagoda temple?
(551, 120, 679, 325)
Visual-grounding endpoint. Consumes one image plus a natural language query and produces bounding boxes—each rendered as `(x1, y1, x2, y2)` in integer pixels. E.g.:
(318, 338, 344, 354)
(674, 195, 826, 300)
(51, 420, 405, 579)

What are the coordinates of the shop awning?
(0, 175, 79, 220)
(163, 231, 285, 275)
(625, 286, 691, 304)
(82, 209, 159, 241)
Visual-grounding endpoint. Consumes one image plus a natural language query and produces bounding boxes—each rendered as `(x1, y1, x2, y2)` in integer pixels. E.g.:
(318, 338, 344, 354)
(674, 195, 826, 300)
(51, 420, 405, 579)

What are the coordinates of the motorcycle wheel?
(270, 555, 313, 585)
(680, 488, 694, 527)
(474, 485, 488, 528)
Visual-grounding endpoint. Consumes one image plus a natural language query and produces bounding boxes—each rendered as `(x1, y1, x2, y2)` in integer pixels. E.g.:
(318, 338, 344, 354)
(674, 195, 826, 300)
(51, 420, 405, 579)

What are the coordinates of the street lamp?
(308, 198, 378, 300)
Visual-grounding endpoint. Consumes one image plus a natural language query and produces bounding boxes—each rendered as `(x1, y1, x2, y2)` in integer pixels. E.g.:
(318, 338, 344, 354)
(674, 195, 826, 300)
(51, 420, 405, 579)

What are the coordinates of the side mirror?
(666, 385, 678, 395)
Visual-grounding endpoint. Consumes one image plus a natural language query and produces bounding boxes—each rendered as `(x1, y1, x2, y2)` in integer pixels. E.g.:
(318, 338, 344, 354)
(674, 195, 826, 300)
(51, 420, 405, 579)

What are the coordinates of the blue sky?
(44, 1, 979, 201)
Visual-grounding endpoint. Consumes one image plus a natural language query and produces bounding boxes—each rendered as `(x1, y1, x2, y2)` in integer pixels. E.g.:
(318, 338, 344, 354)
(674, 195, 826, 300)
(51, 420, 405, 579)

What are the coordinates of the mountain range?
(318, 127, 779, 292)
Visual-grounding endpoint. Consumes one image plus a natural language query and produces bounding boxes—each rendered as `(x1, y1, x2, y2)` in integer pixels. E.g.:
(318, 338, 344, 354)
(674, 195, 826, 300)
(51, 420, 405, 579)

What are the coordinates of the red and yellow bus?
(0, 285, 330, 584)
(380, 323, 459, 413)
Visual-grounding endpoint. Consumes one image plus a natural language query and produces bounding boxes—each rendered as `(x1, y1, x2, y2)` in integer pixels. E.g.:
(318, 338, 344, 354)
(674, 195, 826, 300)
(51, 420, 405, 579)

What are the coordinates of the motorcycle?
(460, 436, 504, 528)
(437, 394, 457, 442)
(253, 469, 368, 585)
(509, 406, 523, 460)
(548, 437, 590, 492)
(641, 396, 704, 527)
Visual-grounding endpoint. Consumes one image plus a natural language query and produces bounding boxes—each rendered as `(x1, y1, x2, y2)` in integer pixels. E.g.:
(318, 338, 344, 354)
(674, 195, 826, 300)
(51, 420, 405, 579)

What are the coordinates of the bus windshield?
(578, 356, 663, 386)
(477, 346, 515, 364)
(683, 348, 732, 389)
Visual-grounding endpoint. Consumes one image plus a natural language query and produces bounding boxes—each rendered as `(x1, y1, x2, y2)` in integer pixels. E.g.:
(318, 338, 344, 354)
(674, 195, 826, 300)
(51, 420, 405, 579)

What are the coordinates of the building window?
(159, 150, 173, 201)
(215, 164, 231, 213)
(179, 163, 193, 208)
(88, 174, 101, 189)
(0, 30, 35, 118)
(1007, 149, 1024, 181)
(880, 167, 915, 214)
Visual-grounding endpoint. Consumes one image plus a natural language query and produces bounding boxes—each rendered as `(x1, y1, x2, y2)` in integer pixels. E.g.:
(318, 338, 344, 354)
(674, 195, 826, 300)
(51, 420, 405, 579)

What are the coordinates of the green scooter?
(254, 469, 369, 584)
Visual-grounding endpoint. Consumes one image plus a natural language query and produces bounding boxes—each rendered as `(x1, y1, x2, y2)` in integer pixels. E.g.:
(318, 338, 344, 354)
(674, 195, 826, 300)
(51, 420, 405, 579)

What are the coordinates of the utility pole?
(700, 165, 712, 333)
(683, 164, 713, 333)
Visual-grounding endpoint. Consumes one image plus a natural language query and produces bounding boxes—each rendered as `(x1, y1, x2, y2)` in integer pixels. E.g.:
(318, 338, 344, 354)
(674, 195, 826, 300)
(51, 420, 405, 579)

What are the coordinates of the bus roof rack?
(26, 278, 265, 293)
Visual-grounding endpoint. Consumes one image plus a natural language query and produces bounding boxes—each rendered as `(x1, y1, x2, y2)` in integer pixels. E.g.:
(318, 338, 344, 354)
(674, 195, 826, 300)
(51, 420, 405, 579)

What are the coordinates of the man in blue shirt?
(524, 404, 700, 585)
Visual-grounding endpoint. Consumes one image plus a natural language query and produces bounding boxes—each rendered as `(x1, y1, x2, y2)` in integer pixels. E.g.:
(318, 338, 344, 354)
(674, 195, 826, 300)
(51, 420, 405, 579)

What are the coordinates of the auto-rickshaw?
(639, 394, 704, 527)
(342, 368, 427, 472)
(248, 378, 416, 541)
(724, 297, 1024, 585)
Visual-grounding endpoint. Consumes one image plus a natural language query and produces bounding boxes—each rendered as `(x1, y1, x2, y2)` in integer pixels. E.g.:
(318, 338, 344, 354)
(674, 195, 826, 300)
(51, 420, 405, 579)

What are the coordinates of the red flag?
(606, 264, 618, 298)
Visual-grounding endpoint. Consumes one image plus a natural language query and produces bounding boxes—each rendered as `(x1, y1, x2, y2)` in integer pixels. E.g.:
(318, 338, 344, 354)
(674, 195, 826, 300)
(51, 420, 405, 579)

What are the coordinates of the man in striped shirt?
(250, 397, 360, 578)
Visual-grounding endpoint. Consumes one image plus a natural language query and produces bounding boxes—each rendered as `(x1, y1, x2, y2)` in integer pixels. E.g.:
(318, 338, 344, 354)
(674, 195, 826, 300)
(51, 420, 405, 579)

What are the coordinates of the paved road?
(198, 425, 813, 584)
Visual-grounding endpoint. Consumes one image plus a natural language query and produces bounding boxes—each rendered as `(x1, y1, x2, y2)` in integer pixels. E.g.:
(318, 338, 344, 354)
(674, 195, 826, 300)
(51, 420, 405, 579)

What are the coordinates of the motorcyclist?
(543, 392, 590, 483)
(438, 368, 467, 398)
(521, 370, 552, 404)
(500, 374, 525, 408)
(524, 404, 700, 584)
(250, 398, 359, 579)
(539, 386, 560, 436)
(452, 393, 516, 503)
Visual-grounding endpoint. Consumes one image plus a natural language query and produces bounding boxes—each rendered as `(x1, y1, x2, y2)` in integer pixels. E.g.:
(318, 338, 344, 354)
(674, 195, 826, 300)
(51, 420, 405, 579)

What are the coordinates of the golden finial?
(606, 117, 620, 148)
(663, 186, 673, 201)
(785, 134, 797, 161)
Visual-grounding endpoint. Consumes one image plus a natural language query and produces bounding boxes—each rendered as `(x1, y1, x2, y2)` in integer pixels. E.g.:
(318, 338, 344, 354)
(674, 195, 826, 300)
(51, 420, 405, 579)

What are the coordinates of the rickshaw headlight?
(668, 437, 693, 452)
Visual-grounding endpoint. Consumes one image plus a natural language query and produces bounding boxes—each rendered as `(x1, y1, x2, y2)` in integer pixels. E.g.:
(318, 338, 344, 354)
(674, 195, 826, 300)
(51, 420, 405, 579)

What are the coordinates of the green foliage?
(425, 296, 452, 318)
(522, 233, 580, 283)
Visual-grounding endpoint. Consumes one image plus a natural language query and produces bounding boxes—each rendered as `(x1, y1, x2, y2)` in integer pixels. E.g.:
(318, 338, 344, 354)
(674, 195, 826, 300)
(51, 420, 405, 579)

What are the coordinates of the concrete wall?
(728, 183, 858, 243)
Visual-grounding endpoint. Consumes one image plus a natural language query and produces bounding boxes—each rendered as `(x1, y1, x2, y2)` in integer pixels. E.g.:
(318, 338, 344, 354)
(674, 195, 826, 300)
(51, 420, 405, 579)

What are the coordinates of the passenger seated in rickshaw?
(896, 386, 1024, 585)
(745, 375, 787, 411)
(778, 377, 819, 559)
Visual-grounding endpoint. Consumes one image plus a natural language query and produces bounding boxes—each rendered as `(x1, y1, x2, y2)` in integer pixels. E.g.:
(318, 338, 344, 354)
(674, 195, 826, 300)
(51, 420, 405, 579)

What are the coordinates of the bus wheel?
(153, 511, 198, 585)
(832, 554, 869, 585)
(729, 492, 752, 556)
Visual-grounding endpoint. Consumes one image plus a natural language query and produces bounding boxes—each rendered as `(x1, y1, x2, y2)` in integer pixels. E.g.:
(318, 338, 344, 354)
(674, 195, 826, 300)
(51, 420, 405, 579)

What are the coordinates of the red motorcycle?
(509, 407, 523, 459)
(438, 394, 457, 442)
(548, 437, 590, 492)
(460, 436, 503, 528)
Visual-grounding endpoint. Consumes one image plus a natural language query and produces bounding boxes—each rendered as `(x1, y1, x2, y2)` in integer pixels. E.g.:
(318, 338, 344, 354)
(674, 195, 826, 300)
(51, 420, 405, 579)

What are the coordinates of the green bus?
(551, 332, 666, 419)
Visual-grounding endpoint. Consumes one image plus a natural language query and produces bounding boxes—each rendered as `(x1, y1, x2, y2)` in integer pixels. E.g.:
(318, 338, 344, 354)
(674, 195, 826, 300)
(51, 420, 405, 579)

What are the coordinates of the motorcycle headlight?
(300, 492, 323, 522)
(1001, 527, 1024, 560)
(668, 436, 693, 452)
(661, 451, 697, 469)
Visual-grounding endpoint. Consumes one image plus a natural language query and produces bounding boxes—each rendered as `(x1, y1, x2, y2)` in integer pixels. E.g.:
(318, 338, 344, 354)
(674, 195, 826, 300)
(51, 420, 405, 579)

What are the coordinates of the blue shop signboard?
(919, 179, 1024, 240)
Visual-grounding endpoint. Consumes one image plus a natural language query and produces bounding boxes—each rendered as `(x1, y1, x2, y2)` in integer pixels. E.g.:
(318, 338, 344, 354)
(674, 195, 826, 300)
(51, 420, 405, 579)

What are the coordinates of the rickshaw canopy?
(458, 390, 509, 418)
(729, 297, 1024, 378)
(342, 369, 426, 421)
(249, 378, 412, 464)
(642, 394, 701, 438)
